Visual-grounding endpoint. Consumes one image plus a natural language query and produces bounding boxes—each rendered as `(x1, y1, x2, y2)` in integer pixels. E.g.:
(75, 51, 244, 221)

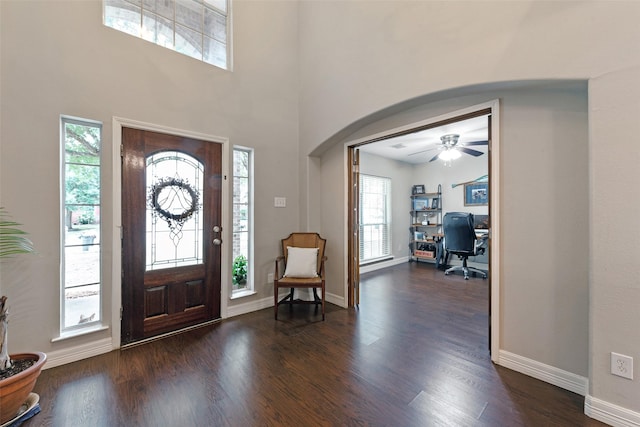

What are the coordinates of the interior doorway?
(346, 100, 500, 358)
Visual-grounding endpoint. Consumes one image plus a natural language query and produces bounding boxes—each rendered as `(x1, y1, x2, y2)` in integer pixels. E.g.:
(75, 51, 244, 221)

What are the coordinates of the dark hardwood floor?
(28, 262, 604, 426)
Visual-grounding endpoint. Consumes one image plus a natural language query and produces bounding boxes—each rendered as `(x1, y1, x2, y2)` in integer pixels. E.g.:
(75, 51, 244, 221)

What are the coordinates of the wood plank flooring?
(28, 262, 604, 426)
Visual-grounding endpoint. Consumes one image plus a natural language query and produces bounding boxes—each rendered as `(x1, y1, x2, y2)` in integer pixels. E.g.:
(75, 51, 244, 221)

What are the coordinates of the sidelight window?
(61, 117, 102, 332)
(232, 147, 253, 296)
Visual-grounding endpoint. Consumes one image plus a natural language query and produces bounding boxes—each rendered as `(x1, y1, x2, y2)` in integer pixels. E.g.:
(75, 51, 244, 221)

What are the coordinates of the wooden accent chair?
(274, 232, 327, 320)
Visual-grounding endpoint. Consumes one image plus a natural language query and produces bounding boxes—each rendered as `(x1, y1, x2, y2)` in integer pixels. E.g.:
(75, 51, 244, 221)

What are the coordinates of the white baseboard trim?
(325, 291, 345, 308)
(585, 395, 640, 427)
(359, 256, 409, 274)
(497, 350, 588, 396)
(44, 337, 113, 370)
(226, 295, 275, 318)
(226, 291, 345, 318)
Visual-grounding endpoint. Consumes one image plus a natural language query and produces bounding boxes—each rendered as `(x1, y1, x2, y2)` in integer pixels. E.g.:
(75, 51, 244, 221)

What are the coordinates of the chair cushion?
(283, 246, 318, 278)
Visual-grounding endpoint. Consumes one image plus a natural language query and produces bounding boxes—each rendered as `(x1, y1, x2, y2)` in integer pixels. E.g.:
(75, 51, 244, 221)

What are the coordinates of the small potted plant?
(232, 255, 248, 287)
(0, 207, 46, 424)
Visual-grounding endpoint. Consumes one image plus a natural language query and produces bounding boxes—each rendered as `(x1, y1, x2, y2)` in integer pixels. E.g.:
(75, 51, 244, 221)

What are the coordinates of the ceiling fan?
(409, 134, 488, 162)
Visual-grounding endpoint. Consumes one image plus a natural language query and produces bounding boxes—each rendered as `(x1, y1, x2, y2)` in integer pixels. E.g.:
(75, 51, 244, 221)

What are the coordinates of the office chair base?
(445, 265, 487, 280)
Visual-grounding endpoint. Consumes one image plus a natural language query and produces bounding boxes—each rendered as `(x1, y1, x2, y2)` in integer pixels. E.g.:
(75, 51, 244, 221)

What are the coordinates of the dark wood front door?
(121, 127, 222, 345)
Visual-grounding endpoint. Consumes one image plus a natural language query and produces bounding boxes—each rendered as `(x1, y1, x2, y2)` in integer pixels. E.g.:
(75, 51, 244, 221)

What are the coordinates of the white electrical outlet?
(267, 273, 274, 283)
(274, 197, 286, 208)
(611, 352, 634, 380)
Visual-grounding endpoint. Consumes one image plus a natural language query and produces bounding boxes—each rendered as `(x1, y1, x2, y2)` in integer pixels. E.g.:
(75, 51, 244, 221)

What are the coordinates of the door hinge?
(120, 307, 123, 320)
(120, 144, 124, 158)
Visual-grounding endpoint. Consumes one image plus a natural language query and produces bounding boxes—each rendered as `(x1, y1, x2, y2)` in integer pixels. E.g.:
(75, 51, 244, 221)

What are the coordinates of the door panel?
(348, 147, 360, 307)
(121, 127, 222, 345)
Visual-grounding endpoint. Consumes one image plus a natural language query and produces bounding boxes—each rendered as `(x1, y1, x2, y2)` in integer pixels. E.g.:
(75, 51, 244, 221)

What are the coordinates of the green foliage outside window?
(232, 255, 247, 286)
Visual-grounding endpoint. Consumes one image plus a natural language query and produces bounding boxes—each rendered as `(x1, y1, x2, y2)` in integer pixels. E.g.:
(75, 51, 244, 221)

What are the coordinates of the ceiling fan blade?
(428, 153, 441, 162)
(463, 140, 488, 146)
(408, 146, 439, 156)
(459, 147, 484, 157)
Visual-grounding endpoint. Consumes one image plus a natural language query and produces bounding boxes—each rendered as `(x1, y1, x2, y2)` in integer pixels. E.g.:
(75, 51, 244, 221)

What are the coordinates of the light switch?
(274, 197, 286, 208)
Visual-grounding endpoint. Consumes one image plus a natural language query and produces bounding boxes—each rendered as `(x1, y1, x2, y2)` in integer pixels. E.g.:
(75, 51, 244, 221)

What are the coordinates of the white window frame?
(59, 116, 104, 336)
(359, 174, 392, 264)
(231, 146, 254, 298)
(103, 0, 232, 71)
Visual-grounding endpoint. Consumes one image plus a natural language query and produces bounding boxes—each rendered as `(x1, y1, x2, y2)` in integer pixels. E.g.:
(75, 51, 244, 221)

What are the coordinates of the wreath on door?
(149, 177, 200, 234)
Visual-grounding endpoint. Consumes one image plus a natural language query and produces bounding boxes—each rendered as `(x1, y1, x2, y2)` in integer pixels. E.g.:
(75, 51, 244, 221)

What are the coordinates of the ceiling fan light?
(439, 148, 461, 161)
(439, 150, 453, 161)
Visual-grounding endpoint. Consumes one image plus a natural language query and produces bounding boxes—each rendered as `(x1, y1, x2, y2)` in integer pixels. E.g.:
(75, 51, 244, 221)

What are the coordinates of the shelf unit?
(410, 184, 442, 263)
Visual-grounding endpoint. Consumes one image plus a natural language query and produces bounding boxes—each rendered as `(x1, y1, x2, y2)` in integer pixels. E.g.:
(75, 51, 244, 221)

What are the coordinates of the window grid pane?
(62, 118, 102, 331)
(232, 148, 251, 292)
(104, 0, 229, 70)
(359, 174, 391, 263)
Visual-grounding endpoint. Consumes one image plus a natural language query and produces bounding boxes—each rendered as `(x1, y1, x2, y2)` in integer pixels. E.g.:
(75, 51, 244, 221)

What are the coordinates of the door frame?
(111, 117, 230, 349)
(344, 99, 501, 360)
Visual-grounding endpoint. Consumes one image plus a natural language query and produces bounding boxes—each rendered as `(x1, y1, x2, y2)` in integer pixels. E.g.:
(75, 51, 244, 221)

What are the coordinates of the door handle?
(213, 238, 222, 246)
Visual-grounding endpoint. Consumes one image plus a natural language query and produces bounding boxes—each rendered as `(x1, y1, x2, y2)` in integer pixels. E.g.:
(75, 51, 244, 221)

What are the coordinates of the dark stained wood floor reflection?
(29, 262, 604, 426)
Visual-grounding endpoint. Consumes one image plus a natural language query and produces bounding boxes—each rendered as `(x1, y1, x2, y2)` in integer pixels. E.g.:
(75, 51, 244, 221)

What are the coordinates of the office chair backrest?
(443, 212, 476, 254)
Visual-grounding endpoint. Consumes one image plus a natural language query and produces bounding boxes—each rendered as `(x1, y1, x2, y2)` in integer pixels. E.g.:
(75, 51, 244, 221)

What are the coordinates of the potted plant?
(232, 255, 247, 287)
(0, 207, 46, 424)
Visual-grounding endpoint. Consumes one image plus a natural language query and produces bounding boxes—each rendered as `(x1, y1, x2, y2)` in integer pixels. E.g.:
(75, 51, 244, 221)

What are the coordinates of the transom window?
(359, 174, 392, 263)
(104, 0, 230, 70)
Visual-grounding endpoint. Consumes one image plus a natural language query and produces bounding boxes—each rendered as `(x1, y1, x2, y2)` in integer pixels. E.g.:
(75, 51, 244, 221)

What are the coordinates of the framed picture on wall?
(412, 184, 425, 195)
(464, 182, 489, 206)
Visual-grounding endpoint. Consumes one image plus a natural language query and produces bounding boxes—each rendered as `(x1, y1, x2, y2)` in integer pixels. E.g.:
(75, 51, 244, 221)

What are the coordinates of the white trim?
(111, 117, 230, 350)
(497, 350, 588, 396)
(325, 291, 345, 308)
(585, 395, 640, 427)
(230, 289, 257, 300)
(359, 256, 409, 274)
(44, 338, 113, 370)
(488, 99, 501, 363)
(52, 325, 109, 343)
(227, 291, 344, 317)
(343, 99, 501, 359)
(59, 116, 105, 337)
(227, 295, 274, 318)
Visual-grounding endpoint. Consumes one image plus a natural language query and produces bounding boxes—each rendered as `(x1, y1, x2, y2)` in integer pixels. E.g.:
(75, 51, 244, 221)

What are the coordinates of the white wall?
(0, 0, 300, 355)
(318, 84, 591, 395)
(414, 152, 489, 217)
(589, 67, 640, 417)
(300, 1, 639, 418)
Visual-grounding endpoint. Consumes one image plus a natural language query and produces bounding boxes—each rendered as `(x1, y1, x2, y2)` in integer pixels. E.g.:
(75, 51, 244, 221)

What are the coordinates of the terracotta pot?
(0, 352, 47, 424)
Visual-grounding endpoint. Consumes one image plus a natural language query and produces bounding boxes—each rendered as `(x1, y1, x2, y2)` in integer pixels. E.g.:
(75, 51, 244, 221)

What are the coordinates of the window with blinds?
(359, 174, 391, 263)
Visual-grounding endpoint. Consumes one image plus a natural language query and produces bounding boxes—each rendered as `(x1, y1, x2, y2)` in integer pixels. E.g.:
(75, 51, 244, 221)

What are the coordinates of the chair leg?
(444, 258, 487, 280)
(274, 284, 278, 320)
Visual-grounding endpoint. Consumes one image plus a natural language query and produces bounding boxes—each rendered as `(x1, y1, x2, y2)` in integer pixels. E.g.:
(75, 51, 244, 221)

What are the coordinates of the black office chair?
(443, 212, 487, 280)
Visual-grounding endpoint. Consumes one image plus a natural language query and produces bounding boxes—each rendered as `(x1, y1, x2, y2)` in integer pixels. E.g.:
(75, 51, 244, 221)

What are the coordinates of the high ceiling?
(358, 115, 489, 165)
